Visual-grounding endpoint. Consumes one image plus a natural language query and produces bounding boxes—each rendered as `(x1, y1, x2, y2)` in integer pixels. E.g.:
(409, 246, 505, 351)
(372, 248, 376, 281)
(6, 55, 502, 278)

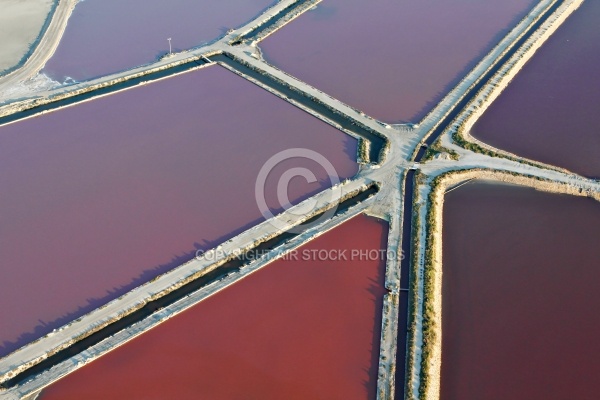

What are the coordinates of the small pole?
(167, 38, 172, 55)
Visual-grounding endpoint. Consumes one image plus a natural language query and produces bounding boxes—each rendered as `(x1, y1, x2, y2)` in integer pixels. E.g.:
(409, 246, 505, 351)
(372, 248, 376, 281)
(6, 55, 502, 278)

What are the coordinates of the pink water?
(471, 0, 600, 178)
(40, 214, 387, 400)
(441, 182, 600, 399)
(43, 0, 275, 81)
(0, 65, 357, 356)
(259, 0, 538, 123)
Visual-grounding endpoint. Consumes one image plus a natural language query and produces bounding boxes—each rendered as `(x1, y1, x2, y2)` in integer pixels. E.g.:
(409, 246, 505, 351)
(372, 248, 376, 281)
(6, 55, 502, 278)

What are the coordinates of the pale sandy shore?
(0, 0, 78, 100)
(0, 0, 54, 75)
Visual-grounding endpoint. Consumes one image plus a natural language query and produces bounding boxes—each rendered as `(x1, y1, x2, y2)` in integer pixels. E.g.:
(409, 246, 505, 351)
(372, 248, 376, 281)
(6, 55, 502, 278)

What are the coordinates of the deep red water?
(472, 0, 600, 178)
(40, 214, 388, 400)
(260, 0, 538, 123)
(0, 65, 357, 356)
(43, 0, 275, 81)
(441, 182, 600, 400)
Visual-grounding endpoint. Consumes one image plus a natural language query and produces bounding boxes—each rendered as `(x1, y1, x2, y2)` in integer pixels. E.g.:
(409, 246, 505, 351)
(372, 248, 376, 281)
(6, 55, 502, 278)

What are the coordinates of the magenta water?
(41, 215, 387, 400)
(42, 0, 275, 81)
(0, 65, 357, 356)
(441, 182, 600, 399)
(472, 0, 600, 178)
(260, 0, 538, 123)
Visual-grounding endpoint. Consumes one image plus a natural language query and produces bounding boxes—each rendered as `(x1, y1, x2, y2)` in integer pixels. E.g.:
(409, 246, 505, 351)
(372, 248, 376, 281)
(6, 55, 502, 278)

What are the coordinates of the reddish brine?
(441, 182, 600, 399)
(41, 214, 388, 400)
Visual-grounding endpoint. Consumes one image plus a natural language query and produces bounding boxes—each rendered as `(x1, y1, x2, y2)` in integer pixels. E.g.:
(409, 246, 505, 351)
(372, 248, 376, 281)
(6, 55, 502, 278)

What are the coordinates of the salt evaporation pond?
(40, 215, 387, 400)
(43, 0, 275, 81)
(260, 0, 538, 123)
(441, 181, 600, 399)
(471, 0, 600, 178)
(0, 65, 357, 356)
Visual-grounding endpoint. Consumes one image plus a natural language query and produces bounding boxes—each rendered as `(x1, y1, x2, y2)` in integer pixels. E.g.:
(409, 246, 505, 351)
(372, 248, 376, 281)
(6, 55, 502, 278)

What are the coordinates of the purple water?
(43, 0, 275, 81)
(471, 0, 600, 178)
(260, 0, 538, 123)
(0, 65, 357, 356)
(442, 182, 600, 399)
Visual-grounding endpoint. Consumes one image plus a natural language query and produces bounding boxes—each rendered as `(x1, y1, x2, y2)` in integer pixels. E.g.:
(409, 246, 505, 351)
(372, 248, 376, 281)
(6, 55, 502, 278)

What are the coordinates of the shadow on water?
(414, 0, 563, 157)
(0, 215, 263, 358)
(363, 277, 386, 400)
(344, 136, 359, 163)
(2, 185, 379, 389)
(311, 4, 338, 21)
(360, 220, 388, 398)
(410, 0, 539, 124)
(0, 170, 361, 357)
(213, 53, 386, 163)
(395, 290, 410, 400)
(239, 0, 313, 43)
(0, 57, 214, 120)
(393, 170, 416, 400)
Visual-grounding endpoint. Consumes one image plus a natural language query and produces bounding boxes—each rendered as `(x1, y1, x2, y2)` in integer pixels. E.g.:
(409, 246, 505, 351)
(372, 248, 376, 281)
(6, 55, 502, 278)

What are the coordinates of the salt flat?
(0, 0, 54, 74)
